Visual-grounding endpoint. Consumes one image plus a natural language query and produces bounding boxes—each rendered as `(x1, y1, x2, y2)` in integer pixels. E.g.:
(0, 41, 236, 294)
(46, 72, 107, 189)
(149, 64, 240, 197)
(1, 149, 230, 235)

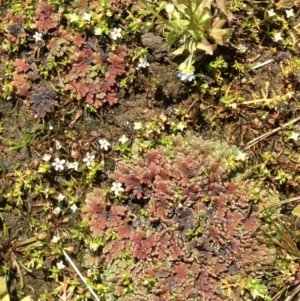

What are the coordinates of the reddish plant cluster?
(65, 45, 126, 108)
(82, 133, 275, 300)
(3, 1, 127, 116)
(31, 85, 58, 117)
(3, 12, 25, 44)
(35, 1, 58, 33)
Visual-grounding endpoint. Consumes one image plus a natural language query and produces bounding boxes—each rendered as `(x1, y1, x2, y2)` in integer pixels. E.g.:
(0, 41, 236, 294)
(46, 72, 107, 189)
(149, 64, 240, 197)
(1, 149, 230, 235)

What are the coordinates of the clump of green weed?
(141, 0, 233, 77)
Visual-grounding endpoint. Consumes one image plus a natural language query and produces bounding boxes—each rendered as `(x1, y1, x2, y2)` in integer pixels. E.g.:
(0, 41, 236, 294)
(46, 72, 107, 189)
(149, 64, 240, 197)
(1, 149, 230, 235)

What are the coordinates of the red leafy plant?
(2, 12, 26, 44)
(30, 85, 58, 117)
(35, 1, 58, 33)
(82, 132, 278, 300)
(65, 45, 126, 108)
(11, 58, 40, 97)
(2, 1, 128, 116)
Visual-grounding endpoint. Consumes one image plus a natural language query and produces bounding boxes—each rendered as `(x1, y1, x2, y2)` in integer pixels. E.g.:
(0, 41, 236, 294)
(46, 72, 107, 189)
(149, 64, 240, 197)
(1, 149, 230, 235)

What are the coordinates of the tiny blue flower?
(177, 71, 195, 82)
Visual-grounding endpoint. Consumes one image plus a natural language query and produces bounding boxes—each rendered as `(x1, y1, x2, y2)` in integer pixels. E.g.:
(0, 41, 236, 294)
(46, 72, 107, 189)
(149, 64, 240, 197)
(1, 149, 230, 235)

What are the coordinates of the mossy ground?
(1, 0, 300, 300)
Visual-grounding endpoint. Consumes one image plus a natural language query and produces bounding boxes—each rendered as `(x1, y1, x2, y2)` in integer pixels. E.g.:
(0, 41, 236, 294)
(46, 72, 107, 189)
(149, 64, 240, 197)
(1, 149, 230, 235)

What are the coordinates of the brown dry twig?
(244, 115, 300, 150)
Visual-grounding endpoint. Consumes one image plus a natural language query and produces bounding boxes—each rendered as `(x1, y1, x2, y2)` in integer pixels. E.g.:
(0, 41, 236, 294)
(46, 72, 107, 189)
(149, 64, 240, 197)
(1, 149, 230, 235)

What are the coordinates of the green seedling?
(9, 117, 41, 151)
(141, 0, 232, 75)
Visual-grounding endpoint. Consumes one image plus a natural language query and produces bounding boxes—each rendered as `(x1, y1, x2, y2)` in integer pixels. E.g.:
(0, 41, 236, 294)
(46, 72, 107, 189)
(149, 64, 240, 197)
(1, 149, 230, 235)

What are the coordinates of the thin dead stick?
(244, 115, 300, 150)
(254, 195, 300, 216)
(251, 58, 274, 70)
(63, 250, 101, 301)
(251, 52, 289, 70)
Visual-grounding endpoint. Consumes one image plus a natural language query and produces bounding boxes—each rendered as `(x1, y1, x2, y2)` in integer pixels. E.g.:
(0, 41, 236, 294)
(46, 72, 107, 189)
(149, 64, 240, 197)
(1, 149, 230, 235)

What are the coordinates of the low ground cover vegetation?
(1, 0, 300, 300)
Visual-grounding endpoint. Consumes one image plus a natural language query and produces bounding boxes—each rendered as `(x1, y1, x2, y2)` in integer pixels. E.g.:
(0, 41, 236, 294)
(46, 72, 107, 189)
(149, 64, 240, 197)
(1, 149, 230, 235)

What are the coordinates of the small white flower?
(49, 125, 53, 130)
(66, 161, 79, 171)
(267, 9, 276, 17)
(51, 235, 60, 243)
(236, 150, 247, 161)
(82, 12, 92, 21)
(118, 135, 129, 144)
(94, 27, 103, 35)
(70, 204, 78, 212)
(273, 31, 283, 42)
(57, 193, 65, 202)
(285, 9, 294, 18)
(177, 71, 195, 82)
(53, 206, 61, 216)
(290, 131, 299, 141)
(99, 139, 110, 151)
(111, 182, 124, 196)
(55, 140, 62, 150)
(110, 27, 122, 40)
(42, 154, 52, 162)
(33, 32, 43, 42)
(69, 13, 79, 22)
(52, 158, 65, 171)
(137, 57, 150, 69)
(56, 260, 66, 270)
(177, 122, 186, 131)
(83, 152, 95, 167)
(133, 122, 143, 130)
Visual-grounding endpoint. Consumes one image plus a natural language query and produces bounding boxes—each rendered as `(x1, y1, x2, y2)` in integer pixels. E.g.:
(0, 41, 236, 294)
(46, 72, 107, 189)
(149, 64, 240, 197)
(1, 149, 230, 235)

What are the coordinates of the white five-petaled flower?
(177, 122, 186, 131)
(236, 150, 247, 161)
(267, 9, 276, 17)
(118, 135, 129, 144)
(285, 9, 294, 18)
(33, 32, 43, 42)
(56, 260, 66, 270)
(52, 158, 65, 171)
(53, 206, 61, 216)
(273, 31, 283, 42)
(70, 204, 78, 212)
(82, 12, 92, 21)
(290, 131, 299, 141)
(111, 182, 125, 196)
(99, 139, 110, 151)
(94, 27, 102, 36)
(110, 27, 122, 40)
(133, 122, 143, 130)
(83, 152, 95, 167)
(177, 71, 195, 82)
(42, 153, 52, 162)
(57, 193, 65, 202)
(137, 57, 150, 69)
(51, 235, 60, 243)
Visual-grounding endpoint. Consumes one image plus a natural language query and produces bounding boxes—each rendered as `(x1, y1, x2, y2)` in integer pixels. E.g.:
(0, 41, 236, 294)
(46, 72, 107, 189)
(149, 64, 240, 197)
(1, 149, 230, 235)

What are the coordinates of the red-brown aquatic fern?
(12, 74, 30, 97)
(64, 46, 127, 108)
(30, 85, 58, 117)
(3, 12, 26, 44)
(35, 1, 58, 33)
(132, 231, 157, 260)
(82, 188, 108, 237)
(2, 4, 127, 115)
(83, 133, 277, 300)
(13, 59, 30, 73)
(47, 27, 73, 57)
(82, 189, 132, 264)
